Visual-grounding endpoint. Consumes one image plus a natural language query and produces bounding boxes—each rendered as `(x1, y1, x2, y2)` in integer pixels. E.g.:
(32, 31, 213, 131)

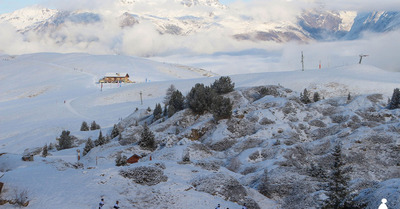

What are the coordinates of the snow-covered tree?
(83, 138, 94, 156)
(163, 84, 176, 105)
(300, 88, 312, 104)
(42, 144, 48, 157)
(211, 76, 235, 94)
(111, 124, 120, 139)
(95, 130, 106, 146)
(139, 123, 156, 150)
(313, 92, 320, 102)
(153, 103, 163, 121)
(258, 169, 272, 198)
(168, 90, 185, 117)
(57, 130, 73, 150)
(324, 143, 350, 209)
(388, 88, 400, 109)
(90, 121, 100, 130)
(80, 121, 89, 131)
(115, 153, 128, 166)
(211, 96, 232, 121)
(186, 83, 215, 114)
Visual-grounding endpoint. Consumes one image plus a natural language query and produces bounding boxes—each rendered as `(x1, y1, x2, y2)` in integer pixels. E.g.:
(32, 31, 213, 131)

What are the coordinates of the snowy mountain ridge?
(1, 1, 400, 56)
(0, 52, 399, 208)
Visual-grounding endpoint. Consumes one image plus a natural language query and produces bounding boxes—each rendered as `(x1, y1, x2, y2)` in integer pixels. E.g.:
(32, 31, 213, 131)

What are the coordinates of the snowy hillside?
(0, 52, 399, 208)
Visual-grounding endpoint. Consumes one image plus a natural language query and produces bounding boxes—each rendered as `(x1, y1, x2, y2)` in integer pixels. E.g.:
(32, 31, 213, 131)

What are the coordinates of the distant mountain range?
(0, 0, 399, 51)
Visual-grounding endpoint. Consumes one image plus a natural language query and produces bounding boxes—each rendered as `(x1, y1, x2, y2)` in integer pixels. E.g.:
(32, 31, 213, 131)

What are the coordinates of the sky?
(0, 0, 250, 14)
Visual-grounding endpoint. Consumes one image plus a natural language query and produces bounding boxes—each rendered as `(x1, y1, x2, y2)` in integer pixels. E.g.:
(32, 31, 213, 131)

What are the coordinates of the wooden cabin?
(100, 73, 131, 83)
(127, 154, 142, 164)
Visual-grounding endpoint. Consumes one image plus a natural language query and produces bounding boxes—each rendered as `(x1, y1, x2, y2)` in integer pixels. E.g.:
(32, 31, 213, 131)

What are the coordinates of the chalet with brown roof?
(100, 73, 132, 83)
(127, 154, 142, 164)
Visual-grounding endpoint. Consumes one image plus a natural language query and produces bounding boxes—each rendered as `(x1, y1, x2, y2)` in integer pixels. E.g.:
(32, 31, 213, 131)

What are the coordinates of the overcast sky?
(1, 0, 400, 14)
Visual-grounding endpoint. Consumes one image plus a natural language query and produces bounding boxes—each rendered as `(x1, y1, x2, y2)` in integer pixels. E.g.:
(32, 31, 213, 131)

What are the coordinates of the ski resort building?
(100, 73, 132, 83)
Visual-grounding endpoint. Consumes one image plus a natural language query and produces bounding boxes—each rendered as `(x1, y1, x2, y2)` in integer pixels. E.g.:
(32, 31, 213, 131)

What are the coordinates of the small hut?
(100, 73, 131, 83)
(127, 154, 142, 164)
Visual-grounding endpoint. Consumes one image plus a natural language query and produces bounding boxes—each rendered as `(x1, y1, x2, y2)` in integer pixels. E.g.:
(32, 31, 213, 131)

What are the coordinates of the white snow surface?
(0, 52, 399, 209)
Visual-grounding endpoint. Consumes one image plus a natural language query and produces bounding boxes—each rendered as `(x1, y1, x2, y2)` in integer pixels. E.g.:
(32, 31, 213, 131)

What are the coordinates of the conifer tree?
(153, 103, 163, 121)
(388, 88, 400, 109)
(186, 83, 215, 114)
(95, 130, 106, 146)
(300, 88, 312, 104)
(168, 90, 185, 117)
(80, 121, 89, 131)
(324, 143, 350, 209)
(347, 92, 351, 102)
(211, 96, 232, 121)
(42, 144, 48, 157)
(163, 84, 176, 105)
(211, 76, 235, 94)
(139, 123, 156, 150)
(57, 130, 73, 150)
(313, 92, 320, 102)
(111, 124, 120, 139)
(83, 138, 94, 156)
(115, 153, 128, 166)
(90, 121, 100, 130)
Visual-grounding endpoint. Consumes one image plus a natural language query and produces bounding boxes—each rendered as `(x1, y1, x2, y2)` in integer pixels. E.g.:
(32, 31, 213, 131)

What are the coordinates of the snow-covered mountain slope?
(0, 53, 399, 209)
(345, 11, 400, 39)
(0, 53, 400, 209)
(0, 53, 215, 154)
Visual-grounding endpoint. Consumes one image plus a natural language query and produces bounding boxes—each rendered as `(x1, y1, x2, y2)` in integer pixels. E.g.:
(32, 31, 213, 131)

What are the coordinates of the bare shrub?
(331, 114, 349, 123)
(363, 134, 393, 144)
(234, 138, 263, 152)
(13, 189, 29, 207)
(311, 125, 341, 140)
(282, 102, 297, 115)
(191, 173, 247, 202)
(227, 118, 256, 138)
(367, 94, 383, 103)
(120, 166, 168, 186)
(357, 111, 385, 123)
(195, 161, 220, 171)
(321, 106, 336, 116)
(309, 119, 327, 128)
(241, 166, 258, 175)
(259, 117, 275, 125)
(209, 138, 237, 151)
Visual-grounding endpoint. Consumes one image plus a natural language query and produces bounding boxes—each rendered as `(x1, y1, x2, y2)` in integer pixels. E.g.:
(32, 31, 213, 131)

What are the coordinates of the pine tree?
(163, 105, 168, 117)
(313, 92, 320, 102)
(90, 121, 100, 130)
(57, 130, 73, 150)
(83, 138, 94, 156)
(388, 88, 400, 109)
(153, 103, 163, 121)
(139, 123, 156, 150)
(186, 83, 215, 114)
(324, 143, 350, 209)
(300, 88, 312, 104)
(95, 130, 106, 146)
(111, 124, 120, 139)
(168, 90, 185, 117)
(347, 92, 351, 102)
(80, 121, 89, 131)
(163, 84, 176, 105)
(115, 153, 128, 166)
(42, 144, 48, 157)
(211, 95, 232, 121)
(211, 76, 235, 94)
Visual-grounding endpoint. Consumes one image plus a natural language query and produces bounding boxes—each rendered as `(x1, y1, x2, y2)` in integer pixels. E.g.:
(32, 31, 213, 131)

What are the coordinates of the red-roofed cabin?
(127, 154, 142, 164)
